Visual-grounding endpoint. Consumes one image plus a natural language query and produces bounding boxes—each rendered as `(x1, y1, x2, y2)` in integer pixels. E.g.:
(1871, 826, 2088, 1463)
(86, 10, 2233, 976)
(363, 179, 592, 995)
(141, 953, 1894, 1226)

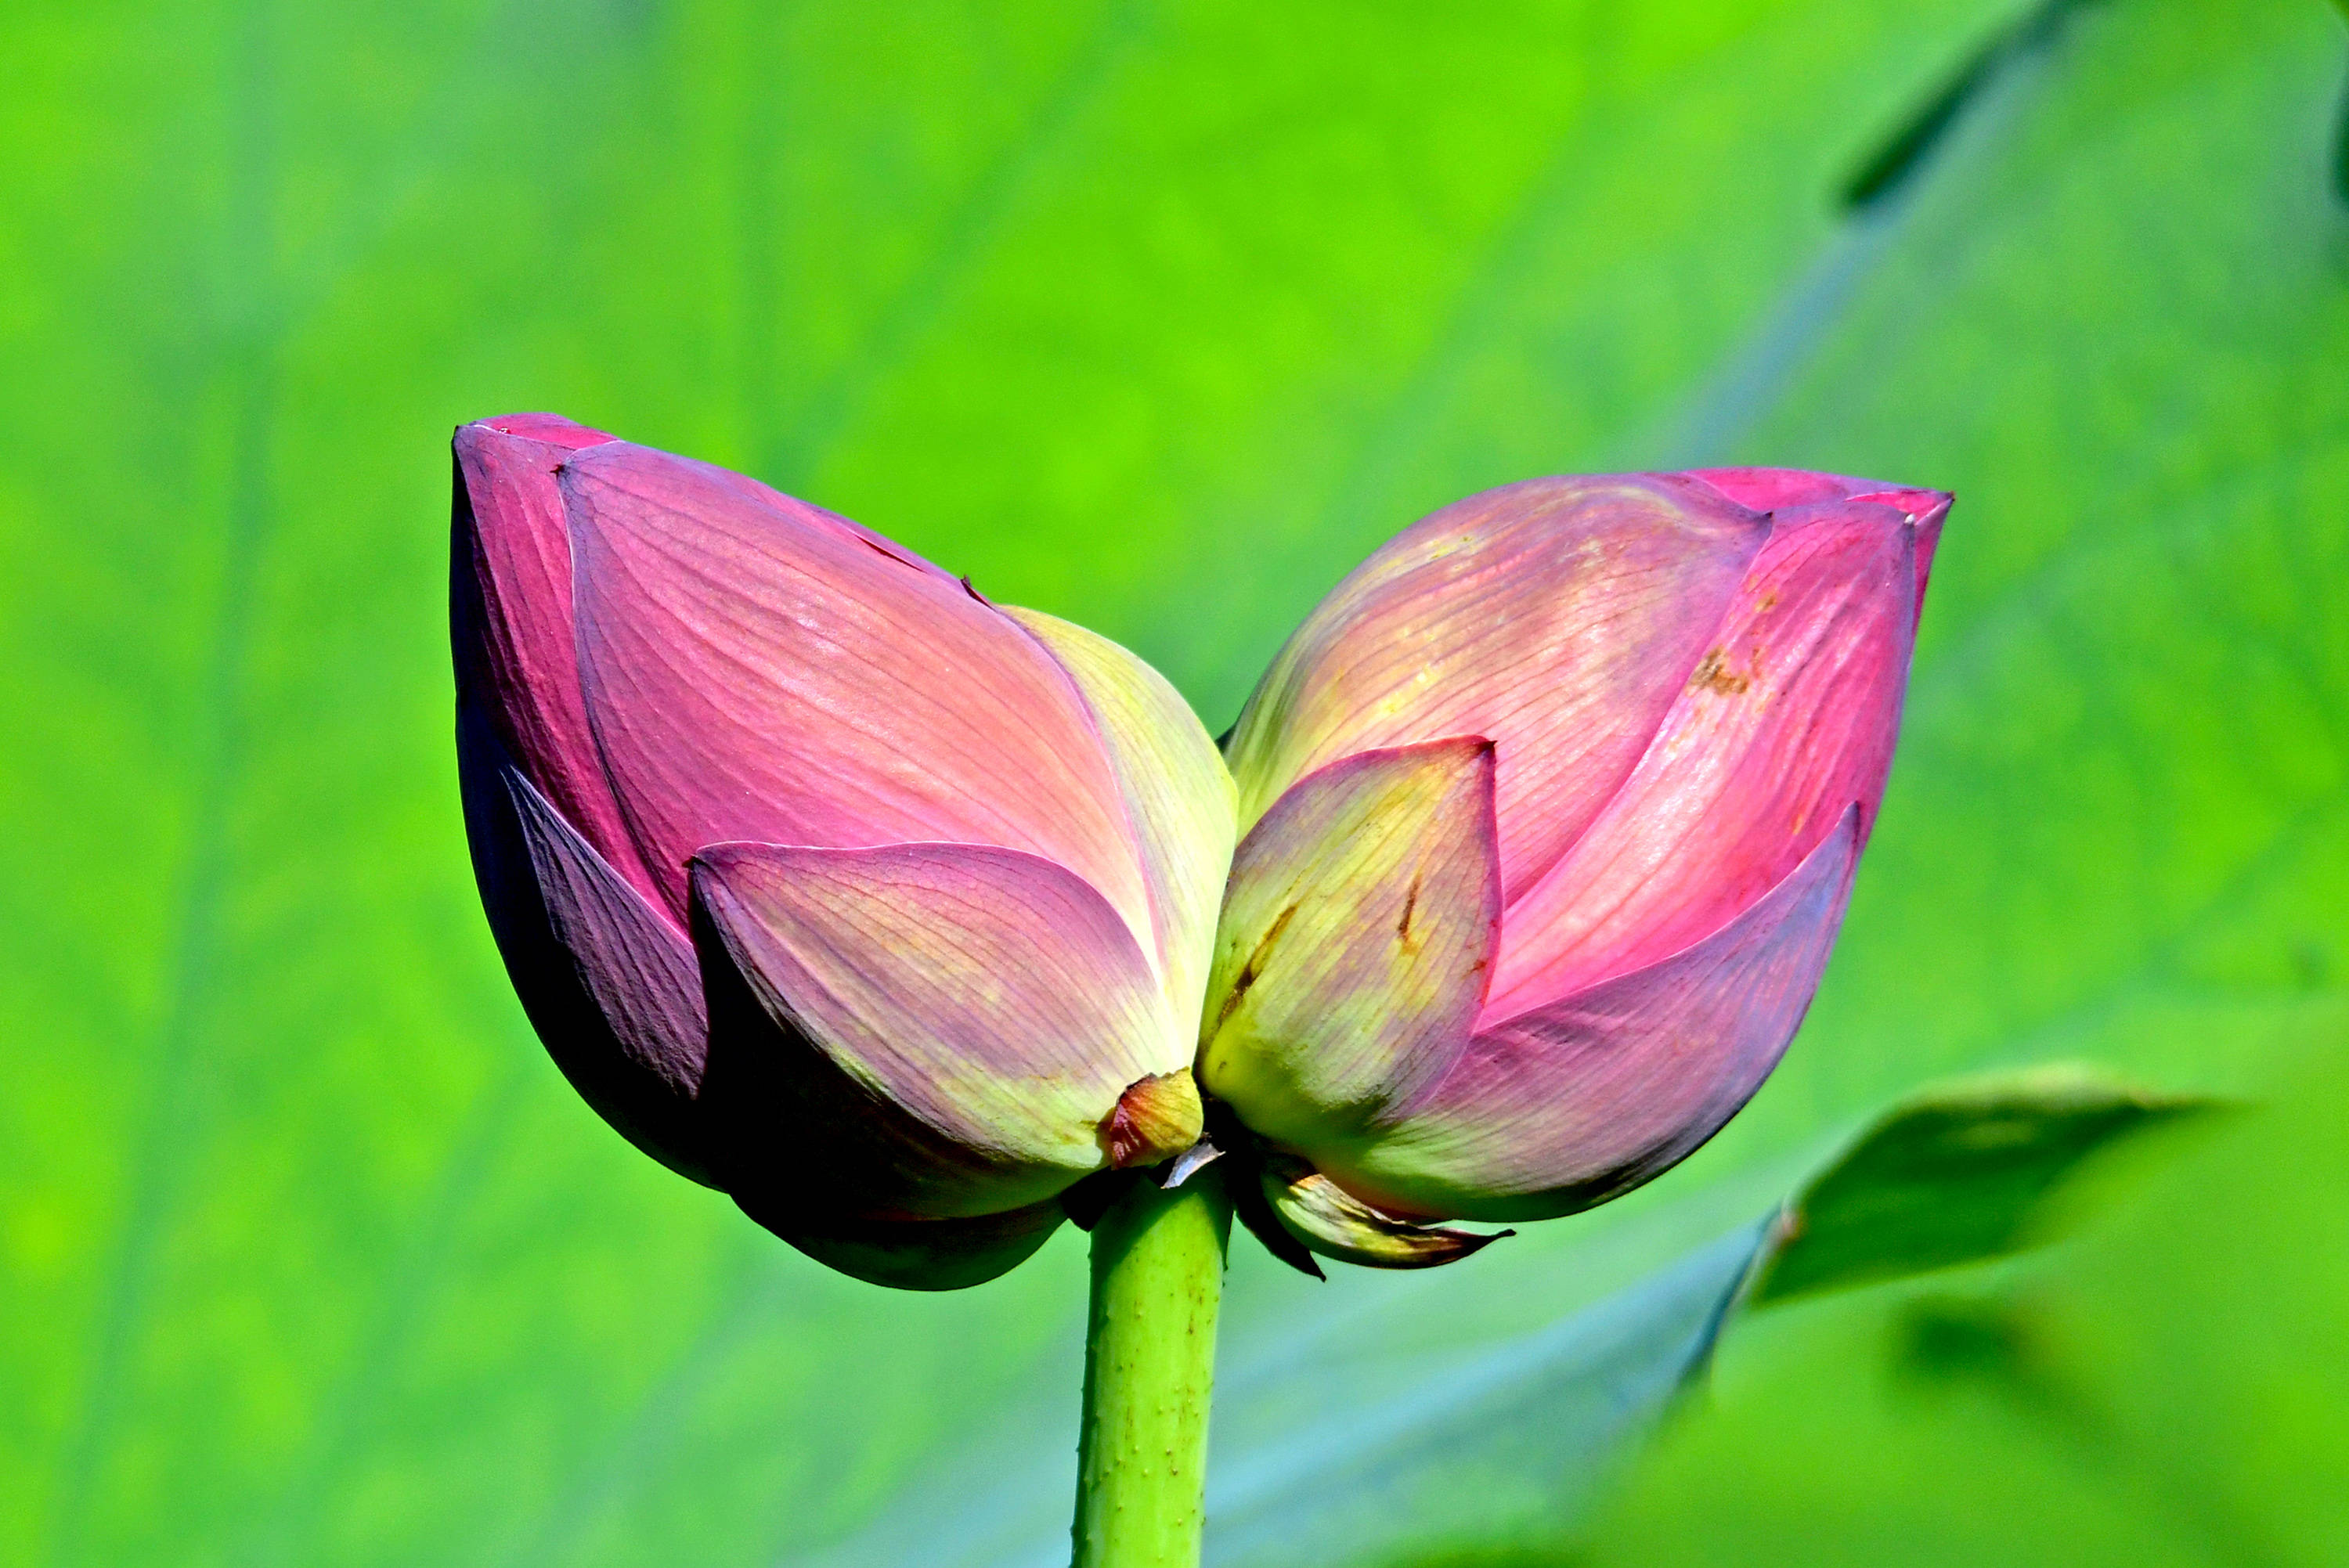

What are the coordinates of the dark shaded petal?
(457, 699, 710, 1184)
(738, 1197, 1068, 1292)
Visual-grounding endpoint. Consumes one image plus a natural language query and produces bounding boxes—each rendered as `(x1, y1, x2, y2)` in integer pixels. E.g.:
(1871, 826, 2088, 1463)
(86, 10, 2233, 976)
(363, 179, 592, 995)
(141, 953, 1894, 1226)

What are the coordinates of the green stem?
(1070, 1167, 1232, 1568)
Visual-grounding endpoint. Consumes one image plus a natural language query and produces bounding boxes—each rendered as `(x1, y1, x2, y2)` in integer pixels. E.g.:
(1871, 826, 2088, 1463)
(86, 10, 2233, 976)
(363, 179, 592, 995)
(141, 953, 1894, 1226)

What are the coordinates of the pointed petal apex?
(1683, 467, 1944, 523)
(1102, 1069, 1205, 1169)
(1686, 467, 1950, 618)
(452, 414, 659, 902)
(1260, 1152, 1510, 1270)
(1857, 488, 1951, 615)
(472, 412, 619, 451)
(1490, 502, 1917, 1010)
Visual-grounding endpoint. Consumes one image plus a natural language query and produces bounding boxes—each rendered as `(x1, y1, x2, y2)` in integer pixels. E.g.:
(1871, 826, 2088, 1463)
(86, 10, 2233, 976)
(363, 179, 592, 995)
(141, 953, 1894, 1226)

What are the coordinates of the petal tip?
(461, 412, 620, 453)
(1848, 485, 1954, 526)
(1684, 467, 1951, 538)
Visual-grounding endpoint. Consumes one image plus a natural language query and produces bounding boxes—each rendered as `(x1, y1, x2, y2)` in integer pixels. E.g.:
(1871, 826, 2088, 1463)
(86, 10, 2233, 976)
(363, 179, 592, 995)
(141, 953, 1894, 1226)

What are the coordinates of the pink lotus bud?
(1203, 470, 1947, 1235)
(453, 416, 1234, 1289)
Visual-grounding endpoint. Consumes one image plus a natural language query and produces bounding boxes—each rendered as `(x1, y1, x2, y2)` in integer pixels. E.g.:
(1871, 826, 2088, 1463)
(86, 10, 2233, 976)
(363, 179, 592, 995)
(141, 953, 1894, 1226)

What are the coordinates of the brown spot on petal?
(1211, 902, 1298, 1039)
(1689, 647, 1752, 696)
(1397, 874, 1422, 950)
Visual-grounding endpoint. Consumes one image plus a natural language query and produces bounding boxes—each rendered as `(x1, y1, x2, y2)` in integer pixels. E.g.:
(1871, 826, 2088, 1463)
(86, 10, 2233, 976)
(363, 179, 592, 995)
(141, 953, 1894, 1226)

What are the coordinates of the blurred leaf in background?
(2, 0, 2344, 1566)
(1570, 1036, 2349, 1568)
(1744, 1065, 2212, 1307)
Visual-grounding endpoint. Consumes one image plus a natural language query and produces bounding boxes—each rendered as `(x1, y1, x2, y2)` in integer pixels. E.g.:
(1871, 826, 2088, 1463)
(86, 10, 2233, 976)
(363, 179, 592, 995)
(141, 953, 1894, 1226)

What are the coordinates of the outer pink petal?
(1337, 810, 1859, 1223)
(557, 441, 1147, 937)
(450, 414, 665, 904)
(1222, 474, 1771, 901)
(1689, 467, 1950, 618)
(1487, 503, 1918, 1015)
(456, 698, 710, 1184)
(689, 841, 1179, 1220)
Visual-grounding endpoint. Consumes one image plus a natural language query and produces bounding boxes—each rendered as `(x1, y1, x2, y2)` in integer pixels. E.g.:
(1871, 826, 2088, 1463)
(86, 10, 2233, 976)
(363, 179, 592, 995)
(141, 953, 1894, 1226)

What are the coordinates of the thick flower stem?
(1070, 1168, 1232, 1568)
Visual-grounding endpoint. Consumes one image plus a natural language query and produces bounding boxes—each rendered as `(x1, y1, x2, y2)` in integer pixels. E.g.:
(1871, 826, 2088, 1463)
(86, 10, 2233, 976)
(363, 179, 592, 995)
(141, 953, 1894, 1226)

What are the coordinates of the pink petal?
(557, 440, 1146, 935)
(689, 841, 1181, 1220)
(1005, 607, 1238, 1030)
(1199, 740, 1500, 1156)
(452, 415, 665, 905)
(478, 412, 619, 451)
(1336, 809, 1859, 1223)
(1688, 467, 1950, 618)
(1224, 474, 1770, 902)
(1486, 503, 1918, 1015)
(1682, 467, 1868, 511)
(457, 699, 710, 1184)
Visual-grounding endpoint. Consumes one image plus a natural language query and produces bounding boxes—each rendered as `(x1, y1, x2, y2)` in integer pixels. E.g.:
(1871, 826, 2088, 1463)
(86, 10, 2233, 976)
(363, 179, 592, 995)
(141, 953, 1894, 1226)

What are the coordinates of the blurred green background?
(6, 0, 2347, 1563)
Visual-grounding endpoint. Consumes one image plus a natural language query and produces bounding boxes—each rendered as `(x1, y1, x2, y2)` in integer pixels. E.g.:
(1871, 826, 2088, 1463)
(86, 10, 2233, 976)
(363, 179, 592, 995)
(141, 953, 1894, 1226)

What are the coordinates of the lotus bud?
(452, 415, 1233, 1289)
(1206, 470, 1947, 1263)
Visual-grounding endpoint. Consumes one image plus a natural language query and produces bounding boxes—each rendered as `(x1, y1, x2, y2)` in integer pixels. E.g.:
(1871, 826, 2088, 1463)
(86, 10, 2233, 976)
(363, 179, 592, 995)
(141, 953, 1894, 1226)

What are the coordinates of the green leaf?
(1205, 1057, 2206, 1566)
(1748, 1066, 2216, 1307)
(5, 1, 2344, 1566)
(1576, 1037, 2349, 1568)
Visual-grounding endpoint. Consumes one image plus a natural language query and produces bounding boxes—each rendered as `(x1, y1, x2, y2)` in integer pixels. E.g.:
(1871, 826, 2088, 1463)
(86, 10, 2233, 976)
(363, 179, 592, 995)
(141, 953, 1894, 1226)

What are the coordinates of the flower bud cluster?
(454, 414, 1943, 1285)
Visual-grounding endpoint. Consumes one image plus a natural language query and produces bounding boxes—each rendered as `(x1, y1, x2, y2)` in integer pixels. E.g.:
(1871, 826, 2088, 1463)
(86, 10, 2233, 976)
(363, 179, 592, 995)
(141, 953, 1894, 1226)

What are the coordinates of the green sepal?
(1258, 1150, 1510, 1270)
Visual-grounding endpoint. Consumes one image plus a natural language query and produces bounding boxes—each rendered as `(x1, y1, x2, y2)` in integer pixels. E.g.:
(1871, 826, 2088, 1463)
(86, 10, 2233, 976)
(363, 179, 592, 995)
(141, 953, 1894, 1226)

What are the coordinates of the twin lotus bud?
(453, 413, 1945, 1289)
